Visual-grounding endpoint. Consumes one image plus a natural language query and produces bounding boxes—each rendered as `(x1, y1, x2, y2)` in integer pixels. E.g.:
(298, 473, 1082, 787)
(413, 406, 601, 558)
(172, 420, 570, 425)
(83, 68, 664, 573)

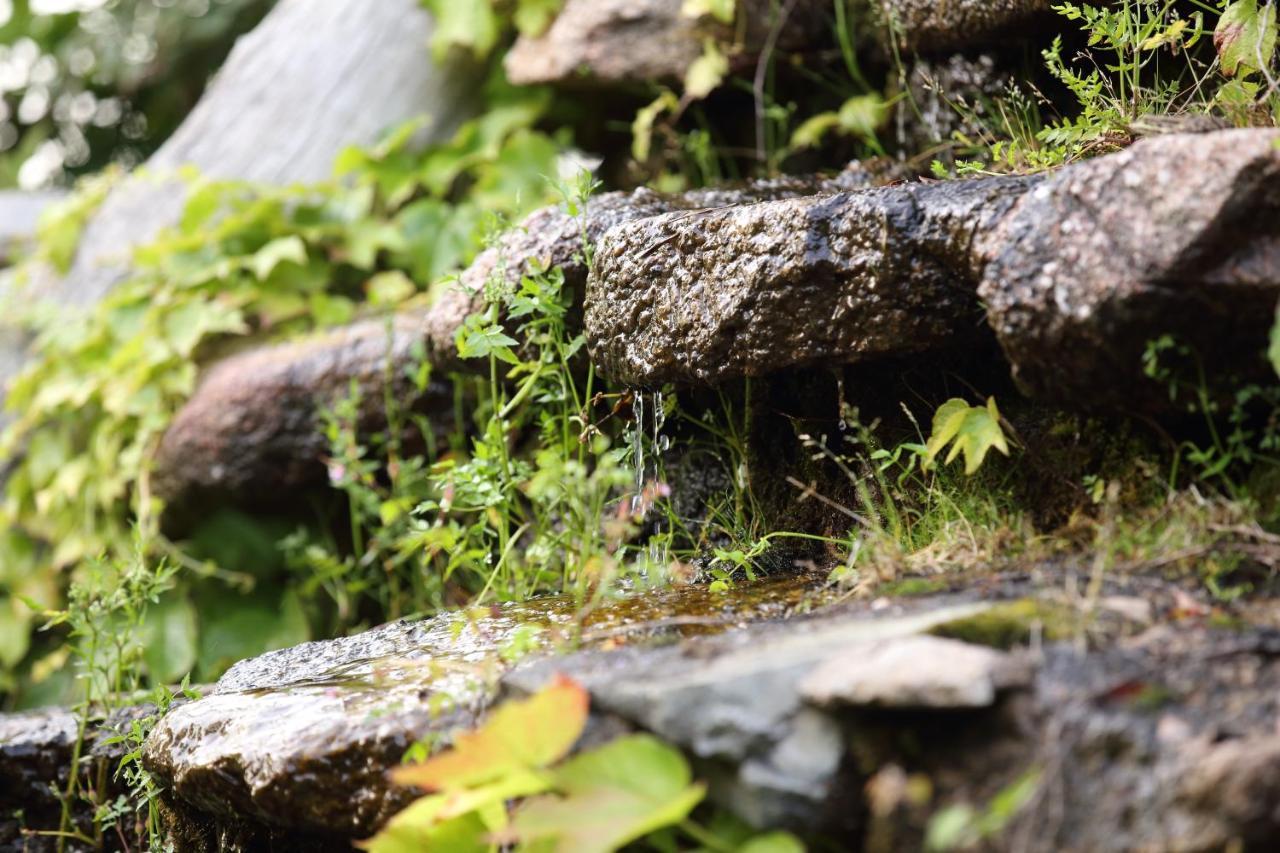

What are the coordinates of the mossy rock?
(927, 598, 1075, 650)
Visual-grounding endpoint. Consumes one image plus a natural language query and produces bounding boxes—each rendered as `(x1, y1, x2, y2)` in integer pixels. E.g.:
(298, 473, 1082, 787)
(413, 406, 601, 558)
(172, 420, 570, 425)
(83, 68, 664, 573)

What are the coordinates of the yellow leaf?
(391, 675, 589, 792)
(684, 39, 729, 100)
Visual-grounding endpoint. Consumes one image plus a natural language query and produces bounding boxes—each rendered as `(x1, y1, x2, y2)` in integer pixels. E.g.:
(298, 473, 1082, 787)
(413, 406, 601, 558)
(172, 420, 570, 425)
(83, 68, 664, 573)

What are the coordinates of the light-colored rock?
(1, 0, 481, 414)
(800, 634, 1031, 709)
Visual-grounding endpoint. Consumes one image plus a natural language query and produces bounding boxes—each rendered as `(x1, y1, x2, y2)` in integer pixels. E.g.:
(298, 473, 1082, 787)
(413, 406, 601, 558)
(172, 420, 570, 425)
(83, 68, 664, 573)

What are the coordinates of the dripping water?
(630, 391, 645, 514)
(628, 390, 672, 572)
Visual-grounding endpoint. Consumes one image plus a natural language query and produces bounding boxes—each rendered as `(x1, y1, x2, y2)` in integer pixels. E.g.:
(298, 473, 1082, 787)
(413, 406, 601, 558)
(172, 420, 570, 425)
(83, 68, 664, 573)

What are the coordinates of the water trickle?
(836, 373, 849, 433)
(631, 391, 645, 514)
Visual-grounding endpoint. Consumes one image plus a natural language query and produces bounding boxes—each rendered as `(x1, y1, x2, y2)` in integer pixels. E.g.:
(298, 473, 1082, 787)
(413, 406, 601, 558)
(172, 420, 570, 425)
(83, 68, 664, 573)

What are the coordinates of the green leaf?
(740, 832, 807, 853)
(1216, 0, 1278, 77)
(504, 734, 706, 853)
(456, 316, 520, 364)
(162, 299, 246, 358)
(251, 235, 308, 281)
(139, 592, 197, 683)
(925, 804, 978, 852)
(923, 397, 1011, 475)
(684, 39, 729, 100)
(366, 271, 418, 307)
(789, 95, 886, 149)
(514, 0, 563, 36)
(0, 595, 31, 669)
(421, 0, 501, 60)
(344, 220, 407, 270)
(790, 112, 842, 149)
(631, 91, 680, 162)
(359, 798, 489, 853)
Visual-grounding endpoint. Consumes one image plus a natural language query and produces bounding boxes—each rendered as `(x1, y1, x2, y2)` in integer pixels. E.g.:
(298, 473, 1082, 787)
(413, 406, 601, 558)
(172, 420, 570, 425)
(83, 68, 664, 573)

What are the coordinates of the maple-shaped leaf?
(1216, 0, 1278, 77)
(500, 734, 707, 853)
(924, 397, 1011, 475)
(391, 675, 589, 792)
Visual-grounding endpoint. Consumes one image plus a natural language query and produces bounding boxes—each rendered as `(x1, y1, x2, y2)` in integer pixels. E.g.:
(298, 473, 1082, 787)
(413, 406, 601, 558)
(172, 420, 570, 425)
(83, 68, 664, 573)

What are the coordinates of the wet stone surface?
(978, 128, 1280, 408)
(585, 174, 1036, 386)
(9, 570, 1280, 851)
(151, 171, 883, 526)
(141, 574, 829, 843)
(0, 707, 78, 848)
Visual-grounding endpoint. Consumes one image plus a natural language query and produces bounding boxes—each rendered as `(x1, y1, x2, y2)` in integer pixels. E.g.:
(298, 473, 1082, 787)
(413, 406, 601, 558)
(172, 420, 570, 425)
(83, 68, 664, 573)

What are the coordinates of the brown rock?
(878, 0, 1058, 53)
(977, 129, 1280, 408)
(584, 174, 1036, 386)
(151, 311, 457, 524)
(504, 0, 829, 88)
(152, 175, 864, 522)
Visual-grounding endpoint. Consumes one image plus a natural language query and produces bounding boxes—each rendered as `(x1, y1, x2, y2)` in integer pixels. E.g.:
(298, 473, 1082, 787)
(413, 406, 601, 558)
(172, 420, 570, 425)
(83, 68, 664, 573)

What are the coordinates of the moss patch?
(928, 599, 1075, 650)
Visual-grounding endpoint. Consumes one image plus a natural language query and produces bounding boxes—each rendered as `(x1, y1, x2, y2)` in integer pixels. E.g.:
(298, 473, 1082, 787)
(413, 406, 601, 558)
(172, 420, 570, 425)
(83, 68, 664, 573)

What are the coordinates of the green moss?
(928, 599, 1075, 650)
(878, 577, 950, 598)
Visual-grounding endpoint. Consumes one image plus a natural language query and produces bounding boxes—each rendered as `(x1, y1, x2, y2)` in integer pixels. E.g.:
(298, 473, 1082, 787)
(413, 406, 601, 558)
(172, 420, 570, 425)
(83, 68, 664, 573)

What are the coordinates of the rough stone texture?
(142, 576, 821, 844)
(0, 707, 77, 809)
(463, 169, 885, 301)
(505, 0, 828, 88)
(978, 129, 1280, 407)
(151, 312, 456, 527)
(506, 0, 1060, 87)
(878, 0, 1057, 53)
(0, 572, 1262, 849)
(152, 172, 878, 523)
(0, 707, 86, 851)
(505, 602, 992, 829)
(508, 588, 1280, 851)
(585, 174, 1037, 386)
(801, 634, 1030, 708)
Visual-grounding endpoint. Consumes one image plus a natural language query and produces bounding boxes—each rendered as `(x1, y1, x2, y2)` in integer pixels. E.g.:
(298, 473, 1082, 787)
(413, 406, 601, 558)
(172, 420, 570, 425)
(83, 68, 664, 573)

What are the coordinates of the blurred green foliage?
(0, 0, 272, 187)
(0, 67, 567, 703)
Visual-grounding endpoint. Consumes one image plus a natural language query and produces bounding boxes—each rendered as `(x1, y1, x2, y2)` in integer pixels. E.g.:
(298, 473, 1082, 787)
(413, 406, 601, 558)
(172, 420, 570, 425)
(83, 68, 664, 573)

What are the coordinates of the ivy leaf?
(421, 0, 501, 60)
(923, 397, 1011, 475)
(501, 734, 706, 853)
(684, 39, 729, 100)
(791, 95, 887, 149)
(1216, 0, 1278, 77)
(631, 91, 680, 162)
(391, 675, 589, 791)
(250, 235, 308, 281)
(366, 271, 417, 308)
